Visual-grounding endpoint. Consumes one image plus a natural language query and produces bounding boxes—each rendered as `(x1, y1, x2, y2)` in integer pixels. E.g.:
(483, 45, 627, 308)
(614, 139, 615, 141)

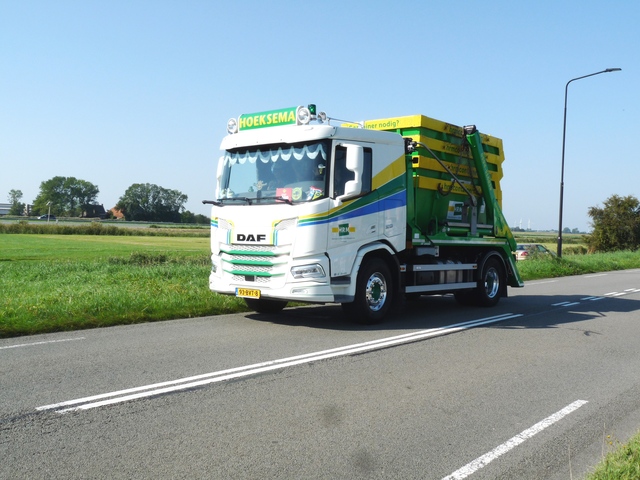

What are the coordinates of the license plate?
(236, 288, 260, 299)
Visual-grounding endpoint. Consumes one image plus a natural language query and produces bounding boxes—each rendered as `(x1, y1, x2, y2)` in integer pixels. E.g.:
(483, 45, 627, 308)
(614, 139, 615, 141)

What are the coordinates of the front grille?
(229, 254, 275, 263)
(220, 244, 289, 285)
(223, 244, 274, 253)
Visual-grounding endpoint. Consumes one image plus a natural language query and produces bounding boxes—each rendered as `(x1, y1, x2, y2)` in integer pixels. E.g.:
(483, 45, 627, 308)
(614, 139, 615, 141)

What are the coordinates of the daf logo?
(237, 233, 267, 242)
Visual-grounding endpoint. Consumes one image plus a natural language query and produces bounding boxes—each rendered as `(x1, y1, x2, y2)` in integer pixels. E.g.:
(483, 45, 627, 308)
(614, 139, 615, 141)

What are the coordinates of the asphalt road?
(2, 269, 640, 479)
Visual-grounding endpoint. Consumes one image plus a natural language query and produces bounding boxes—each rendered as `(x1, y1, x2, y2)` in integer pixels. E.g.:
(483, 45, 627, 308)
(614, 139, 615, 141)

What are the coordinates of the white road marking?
(551, 301, 580, 307)
(585, 274, 607, 278)
(0, 337, 85, 350)
(442, 400, 588, 480)
(37, 313, 522, 413)
(605, 292, 627, 297)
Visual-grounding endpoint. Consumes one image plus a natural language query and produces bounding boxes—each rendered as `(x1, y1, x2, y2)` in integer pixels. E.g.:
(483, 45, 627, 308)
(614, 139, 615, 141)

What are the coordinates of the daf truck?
(204, 104, 523, 324)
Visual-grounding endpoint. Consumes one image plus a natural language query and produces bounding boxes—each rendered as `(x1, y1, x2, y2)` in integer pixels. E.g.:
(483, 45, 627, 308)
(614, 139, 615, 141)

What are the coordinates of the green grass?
(585, 430, 640, 479)
(0, 220, 209, 237)
(516, 250, 640, 281)
(0, 234, 246, 337)
(0, 233, 209, 262)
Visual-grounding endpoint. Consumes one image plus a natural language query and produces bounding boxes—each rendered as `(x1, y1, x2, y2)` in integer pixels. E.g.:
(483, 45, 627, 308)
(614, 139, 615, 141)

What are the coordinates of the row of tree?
(7, 176, 209, 224)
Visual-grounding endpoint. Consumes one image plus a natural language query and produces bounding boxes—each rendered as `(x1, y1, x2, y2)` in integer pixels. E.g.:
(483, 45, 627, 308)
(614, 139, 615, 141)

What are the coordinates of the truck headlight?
(291, 264, 325, 279)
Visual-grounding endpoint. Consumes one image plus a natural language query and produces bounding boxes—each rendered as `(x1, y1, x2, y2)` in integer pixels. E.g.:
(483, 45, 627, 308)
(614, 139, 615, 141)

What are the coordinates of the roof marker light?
(227, 118, 238, 134)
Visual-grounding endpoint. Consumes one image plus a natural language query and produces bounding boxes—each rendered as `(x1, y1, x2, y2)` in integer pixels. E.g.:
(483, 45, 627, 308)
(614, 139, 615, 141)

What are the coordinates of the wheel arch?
(354, 242, 400, 296)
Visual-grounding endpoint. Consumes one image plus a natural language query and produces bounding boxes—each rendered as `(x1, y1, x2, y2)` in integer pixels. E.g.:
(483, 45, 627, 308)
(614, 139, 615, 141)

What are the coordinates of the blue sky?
(1, 0, 637, 232)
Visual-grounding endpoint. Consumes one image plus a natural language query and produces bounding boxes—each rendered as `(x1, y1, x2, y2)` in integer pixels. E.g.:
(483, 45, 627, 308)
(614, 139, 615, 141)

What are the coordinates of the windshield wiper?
(255, 196, 294, 205)
(207, 197, 254, 205)
(204, 196, 294, 206)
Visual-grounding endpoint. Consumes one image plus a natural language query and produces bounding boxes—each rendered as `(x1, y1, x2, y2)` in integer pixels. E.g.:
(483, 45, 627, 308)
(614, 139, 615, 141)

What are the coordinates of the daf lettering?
(237, 233, 266, 242)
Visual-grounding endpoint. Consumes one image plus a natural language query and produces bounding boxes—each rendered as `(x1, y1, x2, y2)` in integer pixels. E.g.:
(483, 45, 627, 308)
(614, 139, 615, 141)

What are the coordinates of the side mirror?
(337, 144, 363, 200)
(342, 179, 360, 198)
(346, 145, 363, 173)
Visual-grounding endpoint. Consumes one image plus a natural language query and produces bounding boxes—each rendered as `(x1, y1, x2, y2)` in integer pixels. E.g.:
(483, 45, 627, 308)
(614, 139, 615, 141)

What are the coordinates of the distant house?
(110, 207, 125, 219)
(0, 203, 10, 215)
(82, 204, 107, 219)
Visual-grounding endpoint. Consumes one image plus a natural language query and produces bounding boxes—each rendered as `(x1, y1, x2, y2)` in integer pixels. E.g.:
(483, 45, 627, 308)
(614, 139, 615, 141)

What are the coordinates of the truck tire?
(343, 258, 393, 324)
(244, 298, 288, 314)
(475, 257, 504, 307)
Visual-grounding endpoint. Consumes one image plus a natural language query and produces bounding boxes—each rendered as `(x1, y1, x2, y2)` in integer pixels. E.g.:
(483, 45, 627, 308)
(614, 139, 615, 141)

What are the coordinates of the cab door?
(327, 144, 377, 277)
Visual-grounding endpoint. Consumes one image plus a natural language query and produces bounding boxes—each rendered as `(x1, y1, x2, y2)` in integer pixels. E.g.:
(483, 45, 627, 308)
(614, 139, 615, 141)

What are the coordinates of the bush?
(587, 194, 640, 252)
(563, 245, 588, 255)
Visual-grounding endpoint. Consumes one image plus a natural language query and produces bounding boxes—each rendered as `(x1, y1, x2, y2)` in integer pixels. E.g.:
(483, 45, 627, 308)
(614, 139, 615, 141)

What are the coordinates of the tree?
(181, 210, 210, 225)
(7, 189, 25, 216)
(32, 176, 99, 217)
(586, 194, 640, 252)
(116, 183, 188, 222)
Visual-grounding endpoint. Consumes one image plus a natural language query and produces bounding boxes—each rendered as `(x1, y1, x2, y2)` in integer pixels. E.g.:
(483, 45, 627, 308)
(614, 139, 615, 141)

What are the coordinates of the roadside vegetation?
(585, 430, 640, 479)
(0, 232, 246, 337)
(0, 219, 208, 237)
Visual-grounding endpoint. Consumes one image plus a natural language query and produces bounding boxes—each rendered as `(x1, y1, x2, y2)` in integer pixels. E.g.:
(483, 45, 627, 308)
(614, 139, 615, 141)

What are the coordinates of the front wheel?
(475, 257, 505, 307)
(244, 298, 288, 314)
(342, 258, 393, 325)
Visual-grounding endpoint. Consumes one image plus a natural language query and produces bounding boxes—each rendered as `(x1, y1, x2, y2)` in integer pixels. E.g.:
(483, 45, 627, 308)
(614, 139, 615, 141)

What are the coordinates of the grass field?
(0, 234, 247, 337)
(0, 233, 209, 261)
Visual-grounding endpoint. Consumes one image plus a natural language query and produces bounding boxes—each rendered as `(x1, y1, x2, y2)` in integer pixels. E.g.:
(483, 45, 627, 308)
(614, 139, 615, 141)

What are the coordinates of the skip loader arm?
(464, 125, 524, 288)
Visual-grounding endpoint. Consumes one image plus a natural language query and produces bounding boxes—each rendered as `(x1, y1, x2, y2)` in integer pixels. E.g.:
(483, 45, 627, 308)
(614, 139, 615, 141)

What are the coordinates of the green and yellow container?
(357, 115, 506, 240)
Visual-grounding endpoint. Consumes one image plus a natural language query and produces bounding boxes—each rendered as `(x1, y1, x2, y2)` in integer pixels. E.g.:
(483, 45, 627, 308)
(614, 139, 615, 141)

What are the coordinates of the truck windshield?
(219, 140, 329, 204)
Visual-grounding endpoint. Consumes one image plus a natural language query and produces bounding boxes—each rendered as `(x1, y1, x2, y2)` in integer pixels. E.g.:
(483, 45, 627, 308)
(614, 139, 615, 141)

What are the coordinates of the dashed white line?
(37, 313, 522, 413)
(554, 286, 640, 306)
(442, 400, 589, 480)
(0, 337, 85, 350)
(552, 301, 580, 307)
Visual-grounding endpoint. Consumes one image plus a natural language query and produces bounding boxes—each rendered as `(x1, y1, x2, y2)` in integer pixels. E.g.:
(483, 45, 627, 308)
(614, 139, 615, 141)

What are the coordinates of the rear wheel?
(244, 298, 288, 314)
(475, 257, 504, 307)
(342, 258, 393, 325)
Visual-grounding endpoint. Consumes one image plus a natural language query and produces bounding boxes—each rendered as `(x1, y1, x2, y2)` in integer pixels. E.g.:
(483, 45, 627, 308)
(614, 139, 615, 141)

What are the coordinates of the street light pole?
(557, 68, 621, 258)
